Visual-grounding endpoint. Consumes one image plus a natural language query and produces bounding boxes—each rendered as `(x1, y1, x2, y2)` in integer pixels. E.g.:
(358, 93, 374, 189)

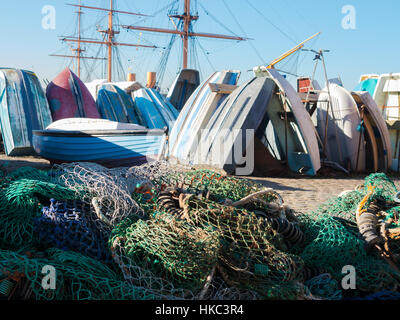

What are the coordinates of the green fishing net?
(1, 163, 400, 300)
(298, 173, 400, 298)
(0, 248, 158, 300)
(125, 165, 400, 299)
(110, 213, 220, 291)
(112, 166, 308, 299)
(0, 168, 76, 250)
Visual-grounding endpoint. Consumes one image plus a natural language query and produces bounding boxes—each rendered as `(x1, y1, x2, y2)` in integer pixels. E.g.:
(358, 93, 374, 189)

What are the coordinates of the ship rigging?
(50, 0, 248, 85)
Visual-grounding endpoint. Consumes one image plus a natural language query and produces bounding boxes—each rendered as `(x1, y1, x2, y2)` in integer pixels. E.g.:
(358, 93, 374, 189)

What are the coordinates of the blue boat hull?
(97, 84, 143, 125)
(132, 88, 179, 132)
(33, 129, 166, 167)
(354, 78, 378, 98)
(167, 69, 200, 110)
(0, 69, 52, 156)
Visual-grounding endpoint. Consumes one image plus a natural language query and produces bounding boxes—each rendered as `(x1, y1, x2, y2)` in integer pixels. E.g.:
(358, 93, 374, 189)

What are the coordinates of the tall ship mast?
(122, 0, 247, 70)
(51, 0, 155, 82)
(50, 0, 247, 85)
(50, 0, 108, 78)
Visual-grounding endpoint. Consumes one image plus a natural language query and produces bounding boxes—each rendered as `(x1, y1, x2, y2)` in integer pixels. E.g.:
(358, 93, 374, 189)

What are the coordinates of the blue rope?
(357, 120, 365, 133)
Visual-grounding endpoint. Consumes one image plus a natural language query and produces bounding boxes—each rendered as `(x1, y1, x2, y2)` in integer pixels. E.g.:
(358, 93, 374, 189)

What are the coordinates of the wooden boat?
(166, 69, 200, 111)
(132, 88, 179, 131)
(265, 69, 321, 175)
(0, 68, 53, 155)
(192, 70, 320, 176)
(360, 74, 379, 82)
(317, 83, 366, 172)
(351, 91, 392, 172)
(46, 68, 100, 121)
(97, 83, 143, 124)
(167, 70, 241, 162)
(372, 73, 400, 171)
(32, 118, 166, 167)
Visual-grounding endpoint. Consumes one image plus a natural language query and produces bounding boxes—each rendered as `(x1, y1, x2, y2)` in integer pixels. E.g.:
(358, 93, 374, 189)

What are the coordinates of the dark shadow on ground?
(250, 178, 310, 192)
(0, 157, 51, 173)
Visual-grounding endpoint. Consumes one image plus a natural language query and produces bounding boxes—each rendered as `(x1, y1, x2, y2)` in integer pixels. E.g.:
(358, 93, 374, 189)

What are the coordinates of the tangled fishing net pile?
(1, 162, 400, 300)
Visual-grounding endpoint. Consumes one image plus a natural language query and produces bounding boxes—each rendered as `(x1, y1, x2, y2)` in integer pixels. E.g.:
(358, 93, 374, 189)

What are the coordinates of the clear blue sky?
(1, 0, 399, 91)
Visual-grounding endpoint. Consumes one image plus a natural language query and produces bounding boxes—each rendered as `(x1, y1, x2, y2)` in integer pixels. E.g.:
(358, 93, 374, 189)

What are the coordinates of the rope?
(245, 0, 298, 44)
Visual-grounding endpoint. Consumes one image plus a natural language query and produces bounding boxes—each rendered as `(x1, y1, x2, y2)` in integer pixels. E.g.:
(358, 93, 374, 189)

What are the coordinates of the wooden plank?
(208, 82, 238, 94)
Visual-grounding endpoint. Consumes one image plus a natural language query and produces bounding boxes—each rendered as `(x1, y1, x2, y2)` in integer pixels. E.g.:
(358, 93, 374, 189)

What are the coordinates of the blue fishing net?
(33, 199, 112, 265)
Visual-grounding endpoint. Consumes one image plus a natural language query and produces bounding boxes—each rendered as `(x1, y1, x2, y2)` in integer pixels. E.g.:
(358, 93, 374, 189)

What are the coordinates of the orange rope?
(143, 190, 154, 203)
(199, 173, 224, 184)
(134, 184, 155, 203)
(356, 186, 375, 217)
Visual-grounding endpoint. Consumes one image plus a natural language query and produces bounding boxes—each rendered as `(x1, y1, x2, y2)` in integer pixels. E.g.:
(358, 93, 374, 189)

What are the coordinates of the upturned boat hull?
(352, 91, 392, 172)
(266, 69, 321, 175)
(317, 83, 366, 172)
(0, 68, 53, 156)
(372, 73, 400, 171)
(132, 88, 179, 132)
(167, 70, 241, 162)
(97, 83, 142, 124)
(167, 69, 200, 110)
(195, 73, 320, 176)
(46, 68, 100, 121)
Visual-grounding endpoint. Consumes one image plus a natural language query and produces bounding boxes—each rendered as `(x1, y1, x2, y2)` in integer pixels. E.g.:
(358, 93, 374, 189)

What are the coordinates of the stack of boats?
(36, 68, 186, 167)
(167, 66, 392, 176)
(0, 67, 184, 167)
(316, 84, 391, 173)
(355, 73, 400, 171)
(0, 64, 395, 176)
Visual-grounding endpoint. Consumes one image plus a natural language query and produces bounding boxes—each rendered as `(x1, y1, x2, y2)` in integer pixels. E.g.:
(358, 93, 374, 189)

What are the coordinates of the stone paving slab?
(247, 176, 400, 213)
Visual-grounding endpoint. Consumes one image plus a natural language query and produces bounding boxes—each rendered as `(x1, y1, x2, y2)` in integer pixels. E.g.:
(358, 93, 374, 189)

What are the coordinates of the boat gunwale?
(32, 128, 166, 137)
